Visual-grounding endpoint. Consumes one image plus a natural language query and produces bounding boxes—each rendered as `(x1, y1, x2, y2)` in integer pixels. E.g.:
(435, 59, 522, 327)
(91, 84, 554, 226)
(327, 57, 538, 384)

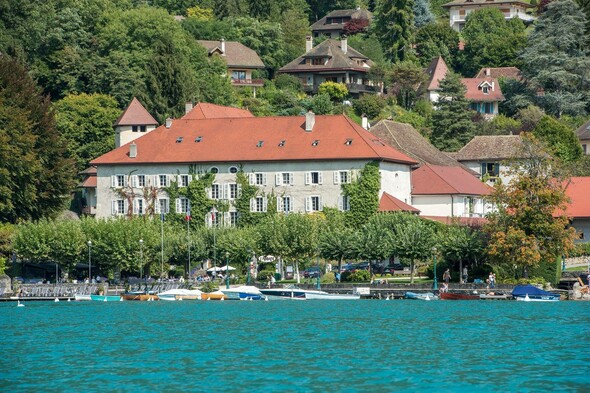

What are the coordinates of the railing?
(346, 83, 378, 94)
(231, 79, 264, 86)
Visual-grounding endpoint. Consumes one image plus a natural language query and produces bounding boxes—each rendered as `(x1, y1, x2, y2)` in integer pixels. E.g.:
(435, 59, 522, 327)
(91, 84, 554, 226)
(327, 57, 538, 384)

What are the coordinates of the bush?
(275, 74, 303, 93)
(353, 94, 386, 119)
(349, 270, 370, 282)
(318, 81, 348, 102)
(258, 269, 275, 281)
(200, 281, 218, 293)
(321, 271, 336, 284)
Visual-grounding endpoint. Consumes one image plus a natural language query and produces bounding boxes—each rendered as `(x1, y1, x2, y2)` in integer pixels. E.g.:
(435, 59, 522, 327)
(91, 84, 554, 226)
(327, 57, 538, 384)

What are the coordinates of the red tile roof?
(181, 103, 254, 120)
(79, 176, 97, 188)
(79, 166, 97, 175)
(562, 177, 590, 218)
(113, 97, 158, 126)
(475, 67, 522, 80)
(91, 114, 419, 166)
(379, 192, 420, 213)
(412, 164, 493, 196)
(461, 78, 505, 102)
(425, 56, 449, 91)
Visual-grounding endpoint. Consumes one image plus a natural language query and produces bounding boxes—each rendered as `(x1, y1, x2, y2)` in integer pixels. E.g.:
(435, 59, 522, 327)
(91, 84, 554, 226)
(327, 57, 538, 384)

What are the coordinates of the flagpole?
(160, 212, 164, 278)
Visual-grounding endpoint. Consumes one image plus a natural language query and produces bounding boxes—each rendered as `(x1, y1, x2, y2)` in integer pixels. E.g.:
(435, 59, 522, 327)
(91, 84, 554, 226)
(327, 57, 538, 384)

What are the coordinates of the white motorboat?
(74, 294, 92, 301)
(221, 285, 264, 300)
(304, 291, 360, 300)
(157, 288, 202, 301)
(260, 286, 360, 300)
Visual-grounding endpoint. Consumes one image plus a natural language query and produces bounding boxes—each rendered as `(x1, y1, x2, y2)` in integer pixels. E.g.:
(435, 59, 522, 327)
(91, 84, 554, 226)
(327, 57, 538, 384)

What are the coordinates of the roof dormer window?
(312, 140, 320, 146)
(345, 139, 353, 145)
(279, 140, 286, 147)
(195, 136, 202, 142)
(257, 140, 264, 148)
(312, 58, 324, 65)
(176, 137, 183, 143)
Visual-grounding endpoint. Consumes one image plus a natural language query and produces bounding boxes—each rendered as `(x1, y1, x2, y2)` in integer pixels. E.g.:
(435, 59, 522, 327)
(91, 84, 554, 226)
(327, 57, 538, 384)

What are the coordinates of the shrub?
(350, 270, 370, 282)
(322, 271, 336, 284)
(353, 94, 386, 119)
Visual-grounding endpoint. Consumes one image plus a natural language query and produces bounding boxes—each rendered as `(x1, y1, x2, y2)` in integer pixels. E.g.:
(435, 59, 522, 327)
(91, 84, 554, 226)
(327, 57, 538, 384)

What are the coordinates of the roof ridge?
(424, 163, 461, 194)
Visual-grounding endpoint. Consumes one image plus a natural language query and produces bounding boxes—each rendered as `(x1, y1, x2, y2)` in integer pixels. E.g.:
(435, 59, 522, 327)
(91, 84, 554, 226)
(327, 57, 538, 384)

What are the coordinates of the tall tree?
(0, 56, 75, 223)
(374, 0, 415, 63)
(387, 61, 428, 110)
(414, 22, 460, 68)
(520, 0, 590, 117)
(532, 116, 583, 162)
(430, 72, 476, 151)
(460, 8, 527, 76)
(413, 0, 434, 28)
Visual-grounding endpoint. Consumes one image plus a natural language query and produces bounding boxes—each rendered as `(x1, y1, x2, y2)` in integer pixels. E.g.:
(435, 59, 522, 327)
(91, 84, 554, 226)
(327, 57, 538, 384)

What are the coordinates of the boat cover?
(511, 285, 556, 296)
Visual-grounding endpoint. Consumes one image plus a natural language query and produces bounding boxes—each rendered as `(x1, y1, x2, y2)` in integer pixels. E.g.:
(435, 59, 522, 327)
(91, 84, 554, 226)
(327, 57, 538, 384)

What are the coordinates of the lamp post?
(212, 208, 217, 275)
(316, 251, 321, 290)
(139, 239, 144, 280)
(87, 240, 92, 281)
(432, 246, 438, 290)
(225, 251, 230, 289)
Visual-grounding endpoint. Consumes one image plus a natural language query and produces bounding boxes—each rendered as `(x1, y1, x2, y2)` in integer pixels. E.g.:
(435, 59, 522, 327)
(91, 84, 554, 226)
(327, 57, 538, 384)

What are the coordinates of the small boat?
(304, 291, 360, 300)
(405, 292, 438, 300)
(90, 294, 122, 302)
(259, 287, 307, 300)
(121, 291, 159, 301)
(221, 285, 264, 300)
(479, 292, 512, 300)
(200, 290, 228, 301)
(512, 285, 560, 302)
(157, 289, 203, 301)
(440, 292, 480, 300)
(74, 294, 92, 301)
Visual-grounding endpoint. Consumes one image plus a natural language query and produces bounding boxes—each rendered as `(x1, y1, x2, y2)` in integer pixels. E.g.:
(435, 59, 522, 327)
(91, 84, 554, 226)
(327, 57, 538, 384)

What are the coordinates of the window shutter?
(318, 172, 323, 185)
(177, 175, 182, 184)
(250, 198, 256, 212)
(249, 173, 255, 185)
(275, 173, 282, 186)
(133, 199, 138, 214)
(122, 176, 127, 187)
(289, 173, 294, 185)
(223, 184, 228, 200)
(338, 196, 343, 211)
(124, 200, 129, 214)
(262, 197, 268, 212)
(206, 187, 212, 199)
(111, 200, 116, 215)
(237, 184, 242, 198)
(175, 198, 181, 213)
(155, 199, 161, 214)
(111, 176, 116, 188)
(277, 197, 282, 212)
(319, 196, 323, 211)
(305, 172, 310, 185)
(305, 197, 311, 212)
(334, 171, 340, 185)
(262, 173, 267, 185)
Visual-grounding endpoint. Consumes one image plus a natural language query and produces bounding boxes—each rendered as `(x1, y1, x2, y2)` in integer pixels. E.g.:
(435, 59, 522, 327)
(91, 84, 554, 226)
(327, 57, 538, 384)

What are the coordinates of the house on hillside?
(454, 135, 525, 185)
(442, 0, 535, 31)
(311, 8, 373, 39)
(424, 57, 504, 118)
(278, 36, 376, 96)
(576, 119, 590, 155)
(198, 39, 265, 95)
(113, 97, 159, 148)
(475, 67, 522, 80)
(562, 177, 590, 243)
(79, 166, 97, 216)
(90, 109, 418, 222)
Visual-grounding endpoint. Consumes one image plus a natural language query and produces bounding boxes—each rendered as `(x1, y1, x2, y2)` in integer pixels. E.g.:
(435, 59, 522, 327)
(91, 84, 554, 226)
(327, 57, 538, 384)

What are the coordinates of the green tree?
(318, 81, 349, 102)
(54, 93, 120, 173)
(438, 224, 485, 283)
(460, 8, 527, 76)
(413, 0, 434, 27)
(0, 56, 75, 223)
(387, 61, 428, 110)
(414, 22, 460, 68)
(430, 72, 476, 151)
(532, 116, 583, 162)
(392, 215, 436, 283)
(374, 0, 415, 63)
(342, 162, 381, 228)
(353, 94, 387, 119)
(520, 0, 590, 117)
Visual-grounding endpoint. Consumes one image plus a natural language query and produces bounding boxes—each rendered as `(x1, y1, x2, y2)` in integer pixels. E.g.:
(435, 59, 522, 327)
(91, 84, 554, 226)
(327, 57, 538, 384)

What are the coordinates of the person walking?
(489, 272, 495, 289)
(443, 269, 451, 285)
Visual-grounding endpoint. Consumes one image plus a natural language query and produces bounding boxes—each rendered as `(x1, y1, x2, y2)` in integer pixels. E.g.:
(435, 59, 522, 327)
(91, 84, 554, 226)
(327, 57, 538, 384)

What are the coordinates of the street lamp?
(139, 239, 144, 280)
(432, 246, 438, 290)
(87, 240, 92, 282)
(316, 252, 321, 290)
(225, 251, 230, 289)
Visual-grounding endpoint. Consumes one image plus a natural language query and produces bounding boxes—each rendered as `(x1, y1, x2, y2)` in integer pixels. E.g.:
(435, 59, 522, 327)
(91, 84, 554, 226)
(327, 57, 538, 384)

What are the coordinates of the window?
(483, 102, 493, 114)
(210, 167, 219, 174)
(249, 173, 267, 186)
(228, 183, 240, 199)
(111, 199, 126, 216)
(250, 196, 268, 212)
(231, 70, 246, 80)
(312, 58, 324, 65)
(134, 198, 145, 215)
(278, 196, 293, 213)
(229, 166, 238, 174)
(132, 125, 138, 132)
(210, 211, 220, 227)
(583, 144, 587, 155)
(157, 174, 169, 187)
(176, 197, 190, 213)
(334, 170, 351, 184)
(305, 171, 323, 185)
(276, 172, 294, 186)
(338, 196, 350, 212)
(210, 184, 220, 199)
(156, 198, 169, 214)
(111, 174, 126, 188)
(481, 162, 500, 177)
(230, 212, 239, 227)
(306, 196, 322, 212)
(136, 175, 146, 188)
(482, 86, 489, 94)
(140, 125, 146, 132)
(178, 174, 191, 187)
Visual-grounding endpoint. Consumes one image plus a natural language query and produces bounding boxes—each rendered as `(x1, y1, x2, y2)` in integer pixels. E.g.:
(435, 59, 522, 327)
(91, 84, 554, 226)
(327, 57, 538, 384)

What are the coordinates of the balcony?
(345, 83, 378, 94)
(231, 78, 264, 87)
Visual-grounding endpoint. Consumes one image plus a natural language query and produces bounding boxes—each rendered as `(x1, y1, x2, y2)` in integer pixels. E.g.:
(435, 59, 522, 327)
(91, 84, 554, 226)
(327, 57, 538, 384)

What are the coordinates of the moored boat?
(74, 294, 92, 301)
(405, 291, 438, 300)
(304, 291, 360, 300)
(121, 291, 159, 301)
(221, 285, 264, 300)
(157, 289, 202, 301)
(479, 293, 512, 300)
(200, 290, 228, 301)
(512, 285, 560, 302)
(440, 292, 480, 300)
(90, 294, 122, 302)
(259, 287, 307, 300)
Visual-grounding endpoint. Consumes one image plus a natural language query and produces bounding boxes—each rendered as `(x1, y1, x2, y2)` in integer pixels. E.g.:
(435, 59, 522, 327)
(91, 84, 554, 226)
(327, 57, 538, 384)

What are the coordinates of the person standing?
(489, 272, 495, 289)
(443, 269, 451, 285)
(462, 266, 468, 284)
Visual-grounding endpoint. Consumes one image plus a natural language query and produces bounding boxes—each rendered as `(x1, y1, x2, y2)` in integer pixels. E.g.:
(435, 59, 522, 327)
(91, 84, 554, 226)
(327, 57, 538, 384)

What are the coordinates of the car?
(380, 264, 404, 276)
(303, 266, 322, 278)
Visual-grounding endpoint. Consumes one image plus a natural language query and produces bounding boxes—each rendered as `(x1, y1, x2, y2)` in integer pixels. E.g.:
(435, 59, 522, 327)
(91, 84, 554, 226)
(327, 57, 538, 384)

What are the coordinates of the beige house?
(442, 0, 535, 31)
(310, 8, 372, 39)
(576, 120, 590, 155)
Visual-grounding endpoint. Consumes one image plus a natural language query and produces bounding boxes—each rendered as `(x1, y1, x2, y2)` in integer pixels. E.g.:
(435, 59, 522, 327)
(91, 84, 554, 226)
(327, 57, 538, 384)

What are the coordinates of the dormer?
(479, 80, 494, 94)
(113, 97, 159, 148)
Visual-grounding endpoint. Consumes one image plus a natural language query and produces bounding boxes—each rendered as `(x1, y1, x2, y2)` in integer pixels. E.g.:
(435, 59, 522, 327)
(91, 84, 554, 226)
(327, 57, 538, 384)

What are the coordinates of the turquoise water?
(1, 300, 588, 392)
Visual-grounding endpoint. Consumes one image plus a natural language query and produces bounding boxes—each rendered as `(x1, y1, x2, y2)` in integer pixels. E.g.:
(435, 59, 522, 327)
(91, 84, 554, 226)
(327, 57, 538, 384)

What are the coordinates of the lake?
(1, 299, 588, 392)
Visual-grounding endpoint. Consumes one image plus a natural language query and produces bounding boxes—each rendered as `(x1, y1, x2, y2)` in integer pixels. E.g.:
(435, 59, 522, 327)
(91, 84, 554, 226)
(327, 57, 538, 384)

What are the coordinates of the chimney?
(341, 36, 348, 54)
(306, 35, 313, 53)
(305, 110, 315, 132)
(165, 118, 172, 128)
(361, 114, 369, 130)
(485, 68, 491, 76)
(185, 101, 193, 115)
(129, 142, 137, 158)
(220, 38, 226, 55)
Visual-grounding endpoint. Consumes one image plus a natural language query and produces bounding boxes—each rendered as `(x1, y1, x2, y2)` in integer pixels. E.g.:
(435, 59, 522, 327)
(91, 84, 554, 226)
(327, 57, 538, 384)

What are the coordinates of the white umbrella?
(220, 265, 236, 271)
(207, 266, 236, 272)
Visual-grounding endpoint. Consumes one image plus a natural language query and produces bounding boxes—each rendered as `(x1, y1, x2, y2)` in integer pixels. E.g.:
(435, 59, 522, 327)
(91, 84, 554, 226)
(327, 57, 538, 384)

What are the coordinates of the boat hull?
(405, 292, 438, 300)
(201, 292, 228, 301)
(157, 289, 202, 301)
(90, 294, 122, 302)
(305, 292, 360, 300)
(259, 288, 307, 300)
(74, 294, 92, 301)
(121, 293, 159, 301)
(515, 295, 560, 302)
(221, 286, 264, 300)
(440, 292, 479, 300)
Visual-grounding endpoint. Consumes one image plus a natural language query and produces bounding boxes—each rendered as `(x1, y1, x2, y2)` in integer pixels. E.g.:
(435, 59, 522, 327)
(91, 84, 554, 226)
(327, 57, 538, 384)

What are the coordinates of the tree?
(342, 162, 381, 228)
(0, 56, 75, 223)
(343, 18, 370, 35)
(391, 215, 436, 284)
(484, 135, 577, 283)
(413, 0, 434, 28)
(438, 224, 485, 283)
(460, 8, 527, 76)
(520, 0, 590, 117)
(54, 93, 120, 173)
(430, 72, 476, 151)
(318, 81, 349, 102)
(387, 61, 428, 110)
(353, 94, 387, 119)
(374, 0, 415, 63)
(532, 116, 583, 162)
(414, 22, 460, 68)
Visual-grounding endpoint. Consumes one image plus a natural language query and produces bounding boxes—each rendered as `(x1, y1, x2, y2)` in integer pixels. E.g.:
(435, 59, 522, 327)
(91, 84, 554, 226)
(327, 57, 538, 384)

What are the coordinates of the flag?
(185, 207, 191, 221)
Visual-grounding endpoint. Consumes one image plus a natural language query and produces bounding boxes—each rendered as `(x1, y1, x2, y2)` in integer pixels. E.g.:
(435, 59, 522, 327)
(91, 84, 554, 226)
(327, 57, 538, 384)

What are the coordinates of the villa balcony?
(231, 79, 264, 87)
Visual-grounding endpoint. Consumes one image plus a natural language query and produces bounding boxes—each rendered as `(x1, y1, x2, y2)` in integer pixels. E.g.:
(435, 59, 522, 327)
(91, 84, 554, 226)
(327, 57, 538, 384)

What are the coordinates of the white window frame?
(338, 195, 350, 211)
(249, 172, 267, 186)
(176, 197, 190, 214)
(305, 171, 323, 185)
(334, 170, 351, 185)
(229, 211, 238, 226)
(111, 199, 127, 216)
(250, 196, 268, 212)
(228, 183, 240, 199)
(305, 195, 322, 212)
(155, 198, 169, 214)
(278, 196, 293, 213)
(210, 183, 221, 200)
(137, 174, 146, 188)
(111, 174, 126, 188)
(133, 198, 145, 215)
(177, 174, 191, 187)
(155, 174, 169, 188)
(276, 172, 294, 186)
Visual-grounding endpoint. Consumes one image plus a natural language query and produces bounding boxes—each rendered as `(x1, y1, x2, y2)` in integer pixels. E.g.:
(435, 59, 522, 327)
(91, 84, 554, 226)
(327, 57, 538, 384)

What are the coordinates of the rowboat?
(440, 292, 480, 300)
(90, 294, 122, 302)
(200, 290, 228, 301)
(405, 291, 438, 300)
(157, 289, 202, 301)
(121, 292, 159, 301)
(512, 285, 560, 302)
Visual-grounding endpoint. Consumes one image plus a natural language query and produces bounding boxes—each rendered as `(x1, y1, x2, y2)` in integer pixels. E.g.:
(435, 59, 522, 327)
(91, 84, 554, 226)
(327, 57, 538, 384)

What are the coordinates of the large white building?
(90, 103, 418, 223)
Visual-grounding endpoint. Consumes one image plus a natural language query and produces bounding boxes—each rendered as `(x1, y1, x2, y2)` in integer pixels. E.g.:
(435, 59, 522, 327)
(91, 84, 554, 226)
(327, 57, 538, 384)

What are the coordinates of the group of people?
(440, 267, 497, 288)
